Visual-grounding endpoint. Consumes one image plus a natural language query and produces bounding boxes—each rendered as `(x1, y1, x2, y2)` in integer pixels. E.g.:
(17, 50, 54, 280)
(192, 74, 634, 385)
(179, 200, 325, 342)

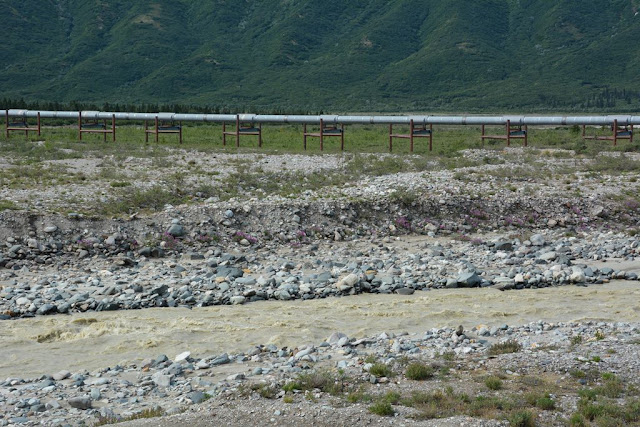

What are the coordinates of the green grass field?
(2, 122, 635, 161)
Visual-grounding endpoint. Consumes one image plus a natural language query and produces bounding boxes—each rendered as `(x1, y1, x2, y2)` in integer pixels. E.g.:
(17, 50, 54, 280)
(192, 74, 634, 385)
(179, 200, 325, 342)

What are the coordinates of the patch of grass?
(485, 376, 503, 391)
(507, 410, 535, 427)
(282, 395, 294, 403)
(488, 339, 522, 356)
(595, 330, 606, 340)
(94, 407, 166, 425)
(525, 392, 556, 410)
(369, 400, 394, 416)
(439, 351, 455, 361)
(100, 186, 186, 215)
(369, 362, 394, 378)
(346, 389, 373, 403)
(571, 335, 583, 345)
(293, 369, 349, 395)
(110, 181, 131, 187)
(405, 362, 434, 381)
(248, 383, 279, 399)
(0, 199, 18, 211)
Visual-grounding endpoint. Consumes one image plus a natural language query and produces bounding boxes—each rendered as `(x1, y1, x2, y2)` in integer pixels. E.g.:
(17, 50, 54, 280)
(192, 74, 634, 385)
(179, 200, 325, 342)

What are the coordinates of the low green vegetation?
(94, 407, 167, 425)
(487, 339, 523, 356)
(405, 362, 435, 381)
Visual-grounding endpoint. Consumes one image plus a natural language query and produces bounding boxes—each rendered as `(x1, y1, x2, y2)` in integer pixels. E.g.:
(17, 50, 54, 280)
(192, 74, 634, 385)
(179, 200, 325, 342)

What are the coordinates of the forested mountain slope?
(2, 0, 640, 111)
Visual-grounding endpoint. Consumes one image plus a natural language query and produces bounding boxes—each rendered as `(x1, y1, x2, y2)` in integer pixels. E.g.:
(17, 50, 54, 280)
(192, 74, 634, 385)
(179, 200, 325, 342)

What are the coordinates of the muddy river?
(1, 280, 639, 379)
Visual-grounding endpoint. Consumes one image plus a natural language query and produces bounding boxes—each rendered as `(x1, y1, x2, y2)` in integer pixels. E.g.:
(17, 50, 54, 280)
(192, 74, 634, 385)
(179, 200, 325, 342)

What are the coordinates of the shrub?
(369, 363, 394, 378)
(369, 400, 394, 416)
(405, 362, 434, 381)
(488, 339, 522, 356)
(507, 410, 535, 427)
(485, 376, 503, 391)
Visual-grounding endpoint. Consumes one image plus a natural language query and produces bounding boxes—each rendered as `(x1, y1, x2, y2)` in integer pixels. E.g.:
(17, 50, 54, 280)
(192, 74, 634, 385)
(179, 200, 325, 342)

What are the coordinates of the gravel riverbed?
(1, 148, 640, 426)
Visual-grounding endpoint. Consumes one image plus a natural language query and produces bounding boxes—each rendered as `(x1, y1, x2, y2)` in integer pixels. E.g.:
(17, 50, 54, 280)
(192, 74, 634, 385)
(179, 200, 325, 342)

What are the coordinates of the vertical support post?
(78, 111, 82, 141)
(506, 120, 511, 147)
(409, 119, 414, 153)
(5, 110, 9, 139)
(102, 119, 107, 142)
(155, 116, 159, 143)
(319, 119, 324, 151)
(429, 124, 433, 152)
(179, 121, 183, 144)
(524, 125, 528, 147)
(582, 125, 586, 139)
(303, 123, 307, 150)
(481, 124, 485, 148)
(631, 124, 634, 144)
(235, 115, 240, 148)
(111, 114, 116, 142)
(222, 122, 226, 146)
(613, 119, 618, 146)
(340, 123, 344, 151)
(388, 124, 393, 152)
(36, 112, 41, 136)
(258, 122, 262, 148)
(145, 121, 149, 142)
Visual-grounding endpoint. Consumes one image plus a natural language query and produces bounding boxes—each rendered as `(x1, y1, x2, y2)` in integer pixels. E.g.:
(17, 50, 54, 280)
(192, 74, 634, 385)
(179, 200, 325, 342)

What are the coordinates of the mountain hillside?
(2, 0, 640, 111)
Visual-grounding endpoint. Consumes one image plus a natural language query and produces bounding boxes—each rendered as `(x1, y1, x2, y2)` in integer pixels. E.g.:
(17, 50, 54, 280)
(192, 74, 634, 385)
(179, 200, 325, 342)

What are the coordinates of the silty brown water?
(1, 280, 638, 379)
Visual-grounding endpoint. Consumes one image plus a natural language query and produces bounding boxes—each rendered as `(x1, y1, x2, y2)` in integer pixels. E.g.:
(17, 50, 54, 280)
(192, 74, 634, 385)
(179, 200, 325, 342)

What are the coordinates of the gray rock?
(457, 272, 481, 287)
(539, 251, 557, 261)
(166, 224, 186, 237)
(230, 295, 246, 305)
(53, 370, 71, 381)
(188, 391, 207, 404)
(151, 372, 173, 387)
(530, 234, 545, 246)
(68, 396, 92, 410)
(210, 353, 230, 366)
(570, 267, 586, 283)
(395, 287, 415, 295)
(44, 226, 58, 233)
(494, 241, 513, 251)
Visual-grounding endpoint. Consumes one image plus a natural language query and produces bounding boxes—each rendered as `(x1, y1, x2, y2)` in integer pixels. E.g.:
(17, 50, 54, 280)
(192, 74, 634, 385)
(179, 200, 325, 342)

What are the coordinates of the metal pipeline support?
(2, 109, 640, 126)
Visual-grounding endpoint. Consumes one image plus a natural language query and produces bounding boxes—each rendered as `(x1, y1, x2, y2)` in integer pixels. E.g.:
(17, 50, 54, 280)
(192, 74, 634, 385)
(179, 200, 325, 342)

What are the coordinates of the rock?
(336, 273, 359, 291)
(53, 370, 71, 381)
(494, 241, 513, 251)
(230, 295, 246, 305)
(395, 287, 415, 295)
(227, 373, 245, 381)
(530, 234, 545, 246)
(570, 267, 586, 283)
(457, 272, 481, 287)
(210, 353, 230, 366)
(539, 251, 557, 261)
(68, 396, 92, 410)
(174, 351, 191, 362)
(188, 391, 207, 404)
(328, 332, 348, 344)
(151, 372, 173, 387)
(36, 304, 57, 315)
(166, 224, 186, 237)
(492, 277, 515, 291)
(16, 297, 31, 306)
